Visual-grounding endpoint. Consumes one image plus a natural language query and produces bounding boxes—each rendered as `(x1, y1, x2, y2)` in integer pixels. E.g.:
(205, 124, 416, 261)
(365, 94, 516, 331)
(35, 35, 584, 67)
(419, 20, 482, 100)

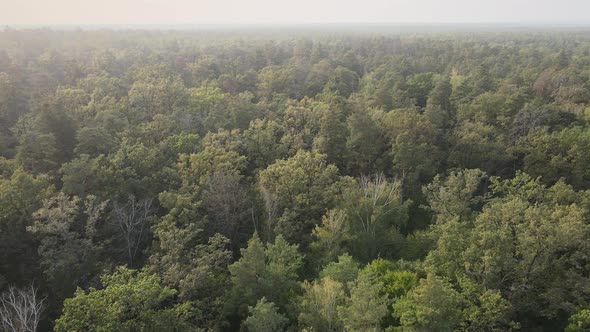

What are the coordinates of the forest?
(1, 27, 590, 331)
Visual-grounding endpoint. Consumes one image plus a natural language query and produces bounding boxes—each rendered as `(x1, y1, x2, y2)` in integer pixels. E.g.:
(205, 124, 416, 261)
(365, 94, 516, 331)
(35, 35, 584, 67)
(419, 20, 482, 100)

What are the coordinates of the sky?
(2, 0, 590, 25)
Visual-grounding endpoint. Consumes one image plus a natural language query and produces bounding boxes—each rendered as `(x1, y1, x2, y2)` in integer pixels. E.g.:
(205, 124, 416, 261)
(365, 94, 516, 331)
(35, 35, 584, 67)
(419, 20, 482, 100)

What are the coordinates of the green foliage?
(422, 169, 487, 224)
(5, 29, 590, 331)
(245, 297, 289, 332)
(345, 109, 388, 175)
(423, 170, 590, 329)
(28, 193, 109, 302)
(227, 234, 303, 321)
(0, 168, 54, 282)
(259, 150, 340, 243)
(310, 209, 350, 267)
(55, 267, 190, 332)
(75, 127, 117, 157)
(406, 72, 435, 107)
(339, 174, 410, 262)
(339, 272, 389, 331)
(364, 259, 419, 299)
(393, 274, 463, 332)
(320, 253, 360, 285)
(298, 277, 346, 332)
(16, 132, 58, 173)
(566, 309, 590, 332)
(516, 126, 590, 188)
(382, 108, 441, 188)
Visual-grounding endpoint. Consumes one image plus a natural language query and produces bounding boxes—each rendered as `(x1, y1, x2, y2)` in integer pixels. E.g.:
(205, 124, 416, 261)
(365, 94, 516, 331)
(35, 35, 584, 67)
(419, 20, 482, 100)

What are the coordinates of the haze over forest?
(3, 0, 590, 25)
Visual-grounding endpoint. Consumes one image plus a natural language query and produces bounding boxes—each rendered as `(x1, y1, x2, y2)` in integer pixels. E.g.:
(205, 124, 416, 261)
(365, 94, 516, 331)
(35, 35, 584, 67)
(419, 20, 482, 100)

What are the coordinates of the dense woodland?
(2, 27, 590, 331)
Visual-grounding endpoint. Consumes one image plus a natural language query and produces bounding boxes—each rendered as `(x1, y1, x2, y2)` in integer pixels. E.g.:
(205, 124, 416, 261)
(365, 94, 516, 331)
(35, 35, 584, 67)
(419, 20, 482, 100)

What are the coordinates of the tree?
(259, 151, 340, 243)
(0, 168, 53, 283)
(243, 119, 288, 171)
(320, 254, 360, 286)
(406, 72, 434, 108)
(516, 127, 590, 189)
(0, 72, 26, 157)
(202, 169, 252, 250)
(33, 103, 77, 163)
(112, 195, 154, 267)
(227, 234, 303, 322)
(298, 277, 345, 332)
(27, 193, 109, 303)
(313, 101, 348, 170)
(128, 75, 188, 121)
(345, 110, 388, 175)
(15, 132, 58, 174)
(424, 173, 590, 329)
(566, 309, 590, 332)
(382, 108, 441, 190)
(393, 274, 463, 332)
(0, 284, 46, 332)
(149, 229, 232, 328)
(448, 121, 512, 176)
(338, 272, 389, 332)
(245, 297, 289, 332)
(325, 66, 360, 97)
(363, 259, 419, 300)
(422, 169, 487, 224)
(257, 65, 301, 100)
(54, 267, 190, 332)
(74, 127, 116, 157)
(341, 174, 409, 262)
(310, 210, 350, 268)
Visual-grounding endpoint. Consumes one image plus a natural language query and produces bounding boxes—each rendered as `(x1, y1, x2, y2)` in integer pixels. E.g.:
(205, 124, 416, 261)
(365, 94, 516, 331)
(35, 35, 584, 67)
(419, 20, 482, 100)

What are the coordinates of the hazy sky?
(2, 0, 590, 25)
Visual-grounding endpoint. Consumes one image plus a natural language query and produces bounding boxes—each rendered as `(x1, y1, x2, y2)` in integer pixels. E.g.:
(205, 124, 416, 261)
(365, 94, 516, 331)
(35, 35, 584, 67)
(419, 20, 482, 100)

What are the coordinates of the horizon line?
(4, 21, 590, 28)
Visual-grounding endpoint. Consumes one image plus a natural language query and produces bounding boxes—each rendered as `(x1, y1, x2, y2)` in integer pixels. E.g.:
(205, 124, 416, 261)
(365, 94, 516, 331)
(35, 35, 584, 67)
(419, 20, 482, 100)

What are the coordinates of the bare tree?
(0, 284, 46, 332)
(259, 181, 278, 243)
(113, 195, 154, 267)
(353, 173, 402, 237)
(203, 170, 251, 248)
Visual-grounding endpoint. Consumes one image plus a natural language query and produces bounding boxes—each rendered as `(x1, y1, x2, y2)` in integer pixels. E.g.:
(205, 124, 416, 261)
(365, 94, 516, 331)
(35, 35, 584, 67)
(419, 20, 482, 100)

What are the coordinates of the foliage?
(3, 28, 590, 331)
(54, 267, 190, 332)
(245, 297, 289, 332)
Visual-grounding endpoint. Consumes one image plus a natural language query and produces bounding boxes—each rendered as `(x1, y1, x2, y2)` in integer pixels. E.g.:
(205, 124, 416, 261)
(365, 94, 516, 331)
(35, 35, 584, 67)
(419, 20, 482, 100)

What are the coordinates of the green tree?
(313, 101, 348, 170)
(74, 127, 117, 157)
(16, 132, 58, 174)
(259, 150, 340, 243)
(566, 309, 590, 332)
(393, 274, 463, 332)
(55, 267, 190, 332)
(516, 127, 590, 189)
(325, 66, 360, 97)
(340, 174, 410, 262)
(227, 234, 303, 321)
(310, 209, 350, 268)
(243, 119, 288, 171)
(298, 277, 345, 332)
(339, 272, 389, 332)
(0, 168, 53, 283)
(406, 72, 434, 108)
(320, 253, 360, 285)
(345, 110, 388, 175)
(28, 193, 109, 304)
(422, 169, 487, 224)
(382, 108, 440, 191)
(245, 297, 289, 332)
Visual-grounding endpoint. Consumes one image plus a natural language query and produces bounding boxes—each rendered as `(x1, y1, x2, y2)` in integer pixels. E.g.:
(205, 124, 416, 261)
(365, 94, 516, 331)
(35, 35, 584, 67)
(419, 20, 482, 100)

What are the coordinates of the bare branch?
(0, 283, 46, 332)
(113, 195, 154, 267)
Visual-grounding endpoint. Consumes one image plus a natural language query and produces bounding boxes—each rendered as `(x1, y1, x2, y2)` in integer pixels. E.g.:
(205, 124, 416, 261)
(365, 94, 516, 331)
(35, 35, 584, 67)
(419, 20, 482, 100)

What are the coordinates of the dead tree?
(0, 284, 46, 332)
(354, 173, 402, 237)
(113, 195, 154, 267)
